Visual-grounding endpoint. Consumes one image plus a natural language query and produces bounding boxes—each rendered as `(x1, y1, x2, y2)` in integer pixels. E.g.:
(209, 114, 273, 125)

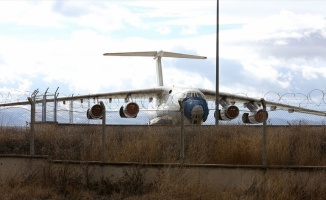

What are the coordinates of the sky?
(1, 0, 326, 104)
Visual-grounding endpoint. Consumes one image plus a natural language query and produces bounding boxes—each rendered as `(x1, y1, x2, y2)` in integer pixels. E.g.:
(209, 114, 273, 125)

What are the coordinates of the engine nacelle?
(119, 102, 139, 118)
(242, 109, 268, 124)
(216, 105, 240, 120)
(86, 104, 103, 119)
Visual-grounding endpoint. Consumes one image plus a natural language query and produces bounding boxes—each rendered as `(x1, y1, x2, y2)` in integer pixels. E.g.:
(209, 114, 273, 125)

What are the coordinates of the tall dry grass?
(2, 124, 326, 199)
(1, 163, 326, 199)
(1, 124, 326, 165)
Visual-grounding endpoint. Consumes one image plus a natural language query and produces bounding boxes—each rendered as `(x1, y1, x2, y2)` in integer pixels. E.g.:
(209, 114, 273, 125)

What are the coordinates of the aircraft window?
(185, 91, 205, 98)
(198, 92, 204, 98)
(196, 92, 204, 98)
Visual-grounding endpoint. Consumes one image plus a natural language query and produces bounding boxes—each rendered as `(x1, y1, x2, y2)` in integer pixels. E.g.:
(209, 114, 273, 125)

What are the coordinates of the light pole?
(215, 0, 220, 126)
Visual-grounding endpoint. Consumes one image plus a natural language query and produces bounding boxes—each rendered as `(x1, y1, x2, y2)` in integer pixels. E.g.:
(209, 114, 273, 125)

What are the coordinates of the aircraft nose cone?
(191, 105, 204, 123)
(182, 97, 209, 124)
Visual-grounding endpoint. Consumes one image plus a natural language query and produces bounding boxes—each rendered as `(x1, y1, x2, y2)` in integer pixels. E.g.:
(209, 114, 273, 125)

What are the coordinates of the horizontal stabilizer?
(103, 51, 157, 57)
(160, 51, 207, 59)
(103, 50, 207, 59)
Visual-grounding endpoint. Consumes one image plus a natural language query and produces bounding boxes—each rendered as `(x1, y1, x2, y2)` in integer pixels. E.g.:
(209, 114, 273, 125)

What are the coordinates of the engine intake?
(217, 105, 240, 120)
(87, 104, 103, 119)
(242, 109, 268, 124)
(119, 102, 139, 118)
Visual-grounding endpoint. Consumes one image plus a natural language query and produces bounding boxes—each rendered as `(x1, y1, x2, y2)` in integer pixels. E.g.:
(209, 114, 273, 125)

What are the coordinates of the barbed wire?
(0, 90, 30, 103)
(1, 89, 326, 109)
(262, 90, 326, 105)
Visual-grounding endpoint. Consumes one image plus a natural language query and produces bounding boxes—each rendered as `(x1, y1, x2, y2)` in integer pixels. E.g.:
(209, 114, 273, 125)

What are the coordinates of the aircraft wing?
(199, 88, 326, 117)
(52, 87, 169, 103)
(2, 87, 325, 119)
(0, 100, 31, 107)
(0, 87, 169, 106)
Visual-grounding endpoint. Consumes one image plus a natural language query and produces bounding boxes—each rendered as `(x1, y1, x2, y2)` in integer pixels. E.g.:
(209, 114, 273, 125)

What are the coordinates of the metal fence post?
(260, 98, 267, 167)
(178, 100, 185, 161)
(28, 97, 35, 156)
(54, 87, 59, 122)
(42, 87, 49, 122)
(100, 101, 106, 162)
(69, 96, 73, 124)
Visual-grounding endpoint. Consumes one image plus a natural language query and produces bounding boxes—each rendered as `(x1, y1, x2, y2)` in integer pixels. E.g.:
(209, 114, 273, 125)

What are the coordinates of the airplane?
(0, 50, 325, 125)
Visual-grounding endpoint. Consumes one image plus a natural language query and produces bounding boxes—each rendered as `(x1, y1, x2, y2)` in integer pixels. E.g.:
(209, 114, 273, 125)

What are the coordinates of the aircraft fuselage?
(147, 87, 209, 125)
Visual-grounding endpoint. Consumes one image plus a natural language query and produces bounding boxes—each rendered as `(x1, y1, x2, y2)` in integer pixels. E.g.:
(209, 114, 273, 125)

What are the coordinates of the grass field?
(1, 124, 326, 199)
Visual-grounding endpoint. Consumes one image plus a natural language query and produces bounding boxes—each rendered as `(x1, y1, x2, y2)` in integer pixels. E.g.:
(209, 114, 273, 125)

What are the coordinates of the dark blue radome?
(182, 97, 209, 123)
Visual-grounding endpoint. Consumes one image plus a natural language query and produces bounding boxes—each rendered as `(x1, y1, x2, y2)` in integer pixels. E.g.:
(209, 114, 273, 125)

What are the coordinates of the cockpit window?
(185, 91, 205, 98)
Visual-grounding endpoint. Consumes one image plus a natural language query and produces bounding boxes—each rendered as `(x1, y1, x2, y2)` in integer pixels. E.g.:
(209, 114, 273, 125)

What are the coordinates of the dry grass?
(1, 124, 326, 165)
(2, 164, 326, 199)
(2, 124, 326, 199)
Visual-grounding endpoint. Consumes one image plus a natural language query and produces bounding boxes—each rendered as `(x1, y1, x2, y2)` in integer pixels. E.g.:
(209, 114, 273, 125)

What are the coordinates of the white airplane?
(1, 50, 325, 125)
(52, 50, 326, 125)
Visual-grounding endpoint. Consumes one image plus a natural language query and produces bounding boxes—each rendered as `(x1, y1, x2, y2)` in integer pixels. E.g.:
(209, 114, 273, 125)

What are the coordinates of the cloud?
(0, 1, 64, 28)
(164, 67, 214, 90)
(0, 67, 33, 92)
(219, 8, 326, 94)
(52, 0, 93, 17)
(181, 25, 198, 35)
(156, 27, 171, 35)
(1, 0, 326, 99)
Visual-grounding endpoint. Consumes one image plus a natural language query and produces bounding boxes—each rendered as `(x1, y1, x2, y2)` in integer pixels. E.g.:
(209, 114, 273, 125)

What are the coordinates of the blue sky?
(1, 0, 326, 103)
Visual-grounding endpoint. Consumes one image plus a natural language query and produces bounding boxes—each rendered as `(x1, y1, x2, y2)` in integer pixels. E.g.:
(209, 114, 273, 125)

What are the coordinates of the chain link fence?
(0, 89, 326, 126)
(1, 89, 326, 165)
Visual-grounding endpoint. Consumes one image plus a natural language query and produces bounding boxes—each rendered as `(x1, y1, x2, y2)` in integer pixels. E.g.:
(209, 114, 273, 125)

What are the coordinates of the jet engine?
(119, 102, 139, 118)
(87, 104, 103, 119)
(242, 109, 268, 124)
(217, 105, 240, 120)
